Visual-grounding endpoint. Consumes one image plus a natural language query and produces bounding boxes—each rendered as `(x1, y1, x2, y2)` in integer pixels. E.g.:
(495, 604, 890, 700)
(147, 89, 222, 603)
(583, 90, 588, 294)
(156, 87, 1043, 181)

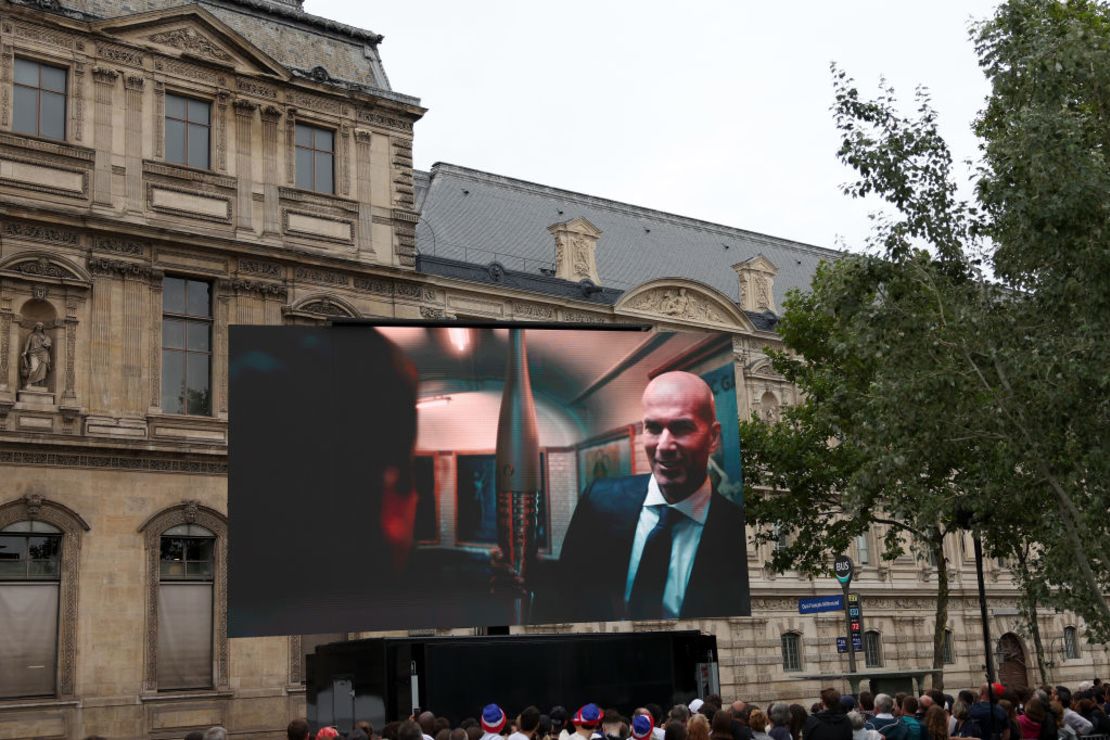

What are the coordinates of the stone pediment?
(0, 251, 91, 286)
(92, 5, 288, 79)
(615, 278, 755, 333)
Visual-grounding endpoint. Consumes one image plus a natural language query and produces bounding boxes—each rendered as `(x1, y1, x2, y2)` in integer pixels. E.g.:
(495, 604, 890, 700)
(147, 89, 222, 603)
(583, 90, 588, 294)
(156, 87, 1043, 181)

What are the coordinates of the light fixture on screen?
(416, 395, 451, 409)
(447, 327, 470, 353)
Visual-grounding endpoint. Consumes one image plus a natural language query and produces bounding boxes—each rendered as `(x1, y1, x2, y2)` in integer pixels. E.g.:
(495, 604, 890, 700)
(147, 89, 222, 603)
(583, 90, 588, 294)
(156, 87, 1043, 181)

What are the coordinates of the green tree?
(742, 0, 1110, 691)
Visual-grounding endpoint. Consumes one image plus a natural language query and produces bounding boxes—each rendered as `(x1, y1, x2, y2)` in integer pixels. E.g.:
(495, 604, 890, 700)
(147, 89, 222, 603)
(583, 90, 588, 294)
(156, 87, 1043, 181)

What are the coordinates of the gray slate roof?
(414, 163, 843, 314)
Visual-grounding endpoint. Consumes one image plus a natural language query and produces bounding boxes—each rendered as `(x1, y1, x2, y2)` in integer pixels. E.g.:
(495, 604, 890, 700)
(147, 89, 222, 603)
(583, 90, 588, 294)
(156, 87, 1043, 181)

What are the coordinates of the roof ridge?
(427, 162, 845, 261)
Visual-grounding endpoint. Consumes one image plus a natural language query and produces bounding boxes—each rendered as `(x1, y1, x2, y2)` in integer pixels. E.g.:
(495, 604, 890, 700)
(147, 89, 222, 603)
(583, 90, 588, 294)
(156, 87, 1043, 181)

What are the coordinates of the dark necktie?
(629, 505, 681, 619)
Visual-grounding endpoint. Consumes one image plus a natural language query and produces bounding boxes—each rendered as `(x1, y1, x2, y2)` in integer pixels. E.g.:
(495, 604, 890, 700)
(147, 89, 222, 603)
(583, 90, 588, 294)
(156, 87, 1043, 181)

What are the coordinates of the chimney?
(732, 255, 778, 313)
(548, 217, 602, 284)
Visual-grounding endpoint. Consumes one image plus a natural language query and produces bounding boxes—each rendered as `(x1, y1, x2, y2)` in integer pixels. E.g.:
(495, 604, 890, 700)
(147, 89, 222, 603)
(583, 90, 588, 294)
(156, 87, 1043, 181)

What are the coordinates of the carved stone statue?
(570, 235, 591, 279)
(20, 322, 52, 389)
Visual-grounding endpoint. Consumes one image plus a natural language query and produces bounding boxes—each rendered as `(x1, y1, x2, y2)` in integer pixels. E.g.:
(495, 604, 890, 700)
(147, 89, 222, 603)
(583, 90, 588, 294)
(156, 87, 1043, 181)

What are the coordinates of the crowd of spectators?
(77, 678, 1110, 740)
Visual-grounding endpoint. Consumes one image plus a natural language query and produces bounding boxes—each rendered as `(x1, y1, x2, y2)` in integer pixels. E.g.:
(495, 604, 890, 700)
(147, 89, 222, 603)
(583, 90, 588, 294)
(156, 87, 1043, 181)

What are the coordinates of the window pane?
(39, 92, 65, 140)
(166, 94, 186, 120)
(0, 536, 27, 563)
(163, 319, 185, 350)
(14, 59, 38, 86)
(0, 561, 25, 579)
(315, 128, 334, 152)
(157, 583, 213, 689)
(184, 538, 213, 563)
(295, 124, 313, 147)
(162, 350, 186, 414)
(161, 537, 184, 562)
(186, 321, 209, 352)
(186, 561, 213, 578)
(185, 281, 210, 318)
(26, 537, 58, 561)
(28, 560, 58, 578)
(186, 352, 210, 415)
(187, 98, 210, 125)
(12, 86, 38, 136)
(296, 147, 314, 190)
(163, 277, 186, 314)
(315, 152, 333, 194)
(0, 582, 59, 698)
(160, 560, 186, 578)
(165, 119, 186, 165)
(40, 65, 66, 93)
(187, 124, 209, 170)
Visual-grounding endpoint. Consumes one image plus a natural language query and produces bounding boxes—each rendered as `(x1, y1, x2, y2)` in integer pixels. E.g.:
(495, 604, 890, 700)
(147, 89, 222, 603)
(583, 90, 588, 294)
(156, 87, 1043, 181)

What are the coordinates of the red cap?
(992, 682, 1005, 696)
(316, 728, 340, 740)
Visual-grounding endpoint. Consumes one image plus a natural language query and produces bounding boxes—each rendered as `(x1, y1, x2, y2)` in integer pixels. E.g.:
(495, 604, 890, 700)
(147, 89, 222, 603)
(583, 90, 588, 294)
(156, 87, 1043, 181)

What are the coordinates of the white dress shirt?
(623, 473, 712, 617)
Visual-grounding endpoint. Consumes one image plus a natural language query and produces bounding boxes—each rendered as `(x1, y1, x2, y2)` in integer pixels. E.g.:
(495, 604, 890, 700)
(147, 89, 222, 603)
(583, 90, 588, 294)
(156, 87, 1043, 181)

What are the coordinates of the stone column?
(233, 99, 256, 233)
(147, 272, 163, 415)
(215, 90, 230, 173)
(62, 296, 79, 407)
(123, 74, 144, 213)
(72, 59, 86, 143)
(354, 130, 375, 258)
(215, 282, 230, 419)
(0, 307, 12, 393)
(338, 124, 351, 196)
(0, 45, 12, 128)
(153, 81, 165, 158)
(92, 67, 119, 207)
(259, 105, 282, 237)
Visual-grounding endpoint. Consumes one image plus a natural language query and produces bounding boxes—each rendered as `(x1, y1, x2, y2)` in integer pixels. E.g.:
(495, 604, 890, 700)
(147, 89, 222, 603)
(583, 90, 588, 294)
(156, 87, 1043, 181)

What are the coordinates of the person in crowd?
(689, 714, 712, 740)
(316, 728, 341, 740)
(1019, 699, 1045, 739)
(969, 684, 1009, 740)
(769, 703, 793, 740)
(437, 729, 451, 740)
(512, 706, 542, 740)
(204, 727, 228, 740)
(918, 697, 934, 722)
(356, 721, 375, 739)
(666, 721, 690, 740)
(731, 701, 755, 740)
(847, 711, 880, 740)
(468, 727, 486, 740)
(998, 700, 1020, 740)
(1051, 688, 1093, 736)
(1049, 702, 1076, 740)
(575, 704, 604, 740)
(185, 733, 204, 740)
(383, 721, 402, 740)
(804, 689, 852, 740)
(713, 710, 738, 740)
(747, 709, 773, 740)
(402, 720, 429, 740)
(482, 706, 510, 740)
(951, 703, 979, 738)
(352, 729, 372, 740)
(634, 715, 658, 740)
(601, 709, 626, 740)
(1077, 697, 1110, 735)
(788, 704, 809, 740)
(419, 712, 439, 740)
(924, 706, 948, 740)
(900, 697, 923, 740)
(858, 695, 876, 723)
(551, 707, 570, 740)
(866, 695, 904, 740)
(671, 707, 692, 726)
(894, 697, 907, 718)
(841, 698, 858, 715)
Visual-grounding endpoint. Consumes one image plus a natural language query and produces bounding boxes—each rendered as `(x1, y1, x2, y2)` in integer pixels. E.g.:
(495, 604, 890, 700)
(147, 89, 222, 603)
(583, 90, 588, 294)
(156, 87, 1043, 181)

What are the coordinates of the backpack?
(877, 720, 908, 740)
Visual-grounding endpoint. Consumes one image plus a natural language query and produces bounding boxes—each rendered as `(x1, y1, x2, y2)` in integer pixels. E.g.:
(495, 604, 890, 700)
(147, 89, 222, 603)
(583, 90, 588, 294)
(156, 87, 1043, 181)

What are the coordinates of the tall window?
(162, 277, 211, 415)
(864, 630, 883, 668)
(158, 523, 215, 689)
(856, 532, 871, 565)
(0, 521, 62, 698)
(13, 58, 67, 140)
(295, 123, 334, 193)
(165, 94, 211, 170)
(943, 628, 955, 664)
(1063, 626, 1080, 660)
(781, 632, 802, 672)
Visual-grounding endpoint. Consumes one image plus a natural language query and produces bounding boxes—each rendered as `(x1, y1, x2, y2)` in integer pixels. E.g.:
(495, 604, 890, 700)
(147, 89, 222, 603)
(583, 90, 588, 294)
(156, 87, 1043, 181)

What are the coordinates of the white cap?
(689, 699, 704, 713)
(1078, 681, 1092, 692)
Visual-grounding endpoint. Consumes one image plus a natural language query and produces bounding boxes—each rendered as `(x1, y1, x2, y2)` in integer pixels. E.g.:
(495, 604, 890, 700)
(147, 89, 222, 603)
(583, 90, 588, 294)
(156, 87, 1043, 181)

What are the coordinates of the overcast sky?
(311, 0, 1001, 253)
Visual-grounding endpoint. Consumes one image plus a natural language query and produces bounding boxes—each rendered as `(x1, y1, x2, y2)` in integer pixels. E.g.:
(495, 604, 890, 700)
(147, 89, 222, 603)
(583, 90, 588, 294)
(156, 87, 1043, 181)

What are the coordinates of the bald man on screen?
(543, 371, 750, 622)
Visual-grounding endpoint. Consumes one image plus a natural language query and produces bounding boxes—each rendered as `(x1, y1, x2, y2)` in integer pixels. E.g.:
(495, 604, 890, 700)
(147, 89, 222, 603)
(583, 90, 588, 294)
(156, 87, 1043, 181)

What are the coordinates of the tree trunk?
(930, 530, 949, 691)
(1016, 550, 1051, 686)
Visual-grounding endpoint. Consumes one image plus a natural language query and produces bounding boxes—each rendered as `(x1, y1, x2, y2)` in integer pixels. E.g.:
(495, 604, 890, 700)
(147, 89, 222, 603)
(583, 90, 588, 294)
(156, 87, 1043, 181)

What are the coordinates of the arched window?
(864, 630, 883, 668)
(1063, 626, 1080, 660)
(0, 495, 89, 699)
(140, 501, 228, 693)
(943, 628, 955, 664)
(781, 632, 802, 672)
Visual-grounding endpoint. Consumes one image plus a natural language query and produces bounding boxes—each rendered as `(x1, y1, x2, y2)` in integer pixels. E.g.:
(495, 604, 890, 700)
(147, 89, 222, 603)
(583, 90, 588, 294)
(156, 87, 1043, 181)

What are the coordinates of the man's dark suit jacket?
(537, 473, 751, 623)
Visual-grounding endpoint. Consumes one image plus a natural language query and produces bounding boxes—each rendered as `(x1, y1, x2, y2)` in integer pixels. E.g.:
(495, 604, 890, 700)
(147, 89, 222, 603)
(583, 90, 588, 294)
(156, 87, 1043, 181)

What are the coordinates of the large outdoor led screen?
(228, 323, 750, 637)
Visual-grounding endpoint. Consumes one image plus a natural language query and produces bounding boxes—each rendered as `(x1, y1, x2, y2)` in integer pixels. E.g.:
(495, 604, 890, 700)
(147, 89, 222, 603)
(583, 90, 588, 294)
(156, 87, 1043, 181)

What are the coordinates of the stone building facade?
(0, 0, 1105, 738)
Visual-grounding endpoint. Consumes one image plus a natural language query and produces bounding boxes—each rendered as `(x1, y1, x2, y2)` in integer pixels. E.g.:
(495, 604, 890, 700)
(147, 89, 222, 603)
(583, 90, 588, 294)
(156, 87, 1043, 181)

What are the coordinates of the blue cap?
(574, 704, 602, 728)
(632, 715, 654, 740)
(482, 704, 507, 733)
